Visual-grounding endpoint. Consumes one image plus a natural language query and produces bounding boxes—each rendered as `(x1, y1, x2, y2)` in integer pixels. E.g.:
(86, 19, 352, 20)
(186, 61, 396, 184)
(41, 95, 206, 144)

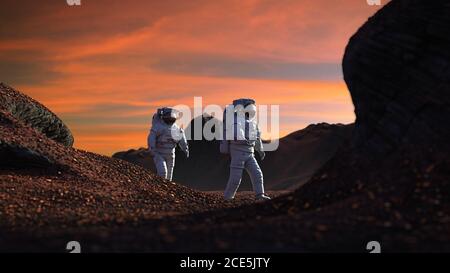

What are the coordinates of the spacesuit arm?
(255, 126, 265, 160)
(177, 128, 189, 158)
(147, 127, 159, 153)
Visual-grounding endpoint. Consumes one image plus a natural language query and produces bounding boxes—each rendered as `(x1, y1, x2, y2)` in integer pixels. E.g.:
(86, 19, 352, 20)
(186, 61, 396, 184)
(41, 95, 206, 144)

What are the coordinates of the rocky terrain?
(113, 116, 353, 191)
(0, 83, 274, 235)
(1, 0, 449, 252)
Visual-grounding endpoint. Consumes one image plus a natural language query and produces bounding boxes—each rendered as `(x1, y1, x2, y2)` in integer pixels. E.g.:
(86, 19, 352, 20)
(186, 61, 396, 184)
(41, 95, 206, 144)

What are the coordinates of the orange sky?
(0, 0, 387, 155)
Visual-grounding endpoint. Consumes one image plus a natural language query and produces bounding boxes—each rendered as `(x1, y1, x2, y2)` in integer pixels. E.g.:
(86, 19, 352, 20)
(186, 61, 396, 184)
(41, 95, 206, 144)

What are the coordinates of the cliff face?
(283, 0, 450, 210)
(343, 0, 450, 155)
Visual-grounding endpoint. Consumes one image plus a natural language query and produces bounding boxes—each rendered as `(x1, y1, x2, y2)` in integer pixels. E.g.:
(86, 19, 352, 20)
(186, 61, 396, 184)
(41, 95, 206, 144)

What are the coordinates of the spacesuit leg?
(153, 153, 168, 179)
(224, 151, 246, 200)
(165, 153, 175, 182)
(245, 154, 264, 196)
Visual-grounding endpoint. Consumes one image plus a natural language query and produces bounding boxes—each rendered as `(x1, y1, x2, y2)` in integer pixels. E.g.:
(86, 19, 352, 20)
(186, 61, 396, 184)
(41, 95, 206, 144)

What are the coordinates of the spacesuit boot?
(256, 193, 271, 200)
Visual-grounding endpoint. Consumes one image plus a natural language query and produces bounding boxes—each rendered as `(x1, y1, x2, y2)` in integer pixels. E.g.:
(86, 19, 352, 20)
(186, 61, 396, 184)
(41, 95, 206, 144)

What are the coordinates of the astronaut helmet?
(233, 98, 257, 120)
(158, 107, 179, 125)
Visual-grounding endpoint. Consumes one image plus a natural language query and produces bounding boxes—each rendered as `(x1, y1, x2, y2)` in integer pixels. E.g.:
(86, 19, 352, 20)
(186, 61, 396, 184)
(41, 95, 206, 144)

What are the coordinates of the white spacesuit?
(222, 99, 271, 200)
(147, 108, 189, 181)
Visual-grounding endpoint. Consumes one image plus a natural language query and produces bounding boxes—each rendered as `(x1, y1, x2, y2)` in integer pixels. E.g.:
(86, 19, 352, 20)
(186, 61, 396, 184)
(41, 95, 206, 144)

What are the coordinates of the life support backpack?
(219, 98, 256, 154)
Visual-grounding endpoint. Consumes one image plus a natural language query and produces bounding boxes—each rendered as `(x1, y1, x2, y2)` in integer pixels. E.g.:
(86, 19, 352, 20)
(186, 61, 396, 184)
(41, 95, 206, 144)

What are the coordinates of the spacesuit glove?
(258, 150, 266, 161)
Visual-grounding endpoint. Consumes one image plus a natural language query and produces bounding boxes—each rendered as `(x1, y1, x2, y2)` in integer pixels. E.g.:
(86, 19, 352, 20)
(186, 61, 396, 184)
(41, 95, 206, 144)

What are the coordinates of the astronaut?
(221, 99, 271, 200)
(147, 107, 189, 181)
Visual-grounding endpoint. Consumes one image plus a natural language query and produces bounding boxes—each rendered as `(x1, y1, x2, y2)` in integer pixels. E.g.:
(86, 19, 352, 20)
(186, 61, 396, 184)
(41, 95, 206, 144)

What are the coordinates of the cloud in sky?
(0, 0, 387, 155)
(150, 54, 342, 81)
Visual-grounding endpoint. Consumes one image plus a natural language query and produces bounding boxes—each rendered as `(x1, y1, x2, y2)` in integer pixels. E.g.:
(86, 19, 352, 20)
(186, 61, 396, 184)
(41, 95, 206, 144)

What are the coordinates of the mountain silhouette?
(113, 115, 353, 191)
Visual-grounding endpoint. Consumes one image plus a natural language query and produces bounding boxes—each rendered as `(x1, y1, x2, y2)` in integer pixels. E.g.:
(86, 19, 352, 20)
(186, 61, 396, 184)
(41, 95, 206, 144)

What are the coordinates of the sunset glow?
(0, 0, 386, 155)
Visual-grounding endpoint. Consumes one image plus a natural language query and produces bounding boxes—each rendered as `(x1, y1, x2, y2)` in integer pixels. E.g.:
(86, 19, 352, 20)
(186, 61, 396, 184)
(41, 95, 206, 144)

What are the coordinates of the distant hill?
(113, 116, 354, 191)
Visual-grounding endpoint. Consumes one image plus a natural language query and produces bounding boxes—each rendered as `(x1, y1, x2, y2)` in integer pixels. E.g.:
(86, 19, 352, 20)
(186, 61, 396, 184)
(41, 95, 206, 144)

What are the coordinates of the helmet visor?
(162, 116, 176, 125)
(244, 104, 257, 120)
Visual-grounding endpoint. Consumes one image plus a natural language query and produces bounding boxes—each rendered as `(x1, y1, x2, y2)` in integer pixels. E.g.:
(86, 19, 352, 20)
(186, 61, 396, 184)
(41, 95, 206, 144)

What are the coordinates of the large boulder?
(0, 83, 74, 147)
(281, 0, 450, 212)
(343, 0, 450, 155)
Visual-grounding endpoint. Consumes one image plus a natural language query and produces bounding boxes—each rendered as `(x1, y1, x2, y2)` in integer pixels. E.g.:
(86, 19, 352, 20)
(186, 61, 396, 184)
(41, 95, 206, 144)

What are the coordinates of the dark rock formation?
(0, 83, 74, 147)
(289, 0, 450, 207)
(0, 111, 54, 169)
(343, 0, 450, 155)
(113, 116, 353, 191)
(0, 142, 54, 169)
(252, 0, 450, 213)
